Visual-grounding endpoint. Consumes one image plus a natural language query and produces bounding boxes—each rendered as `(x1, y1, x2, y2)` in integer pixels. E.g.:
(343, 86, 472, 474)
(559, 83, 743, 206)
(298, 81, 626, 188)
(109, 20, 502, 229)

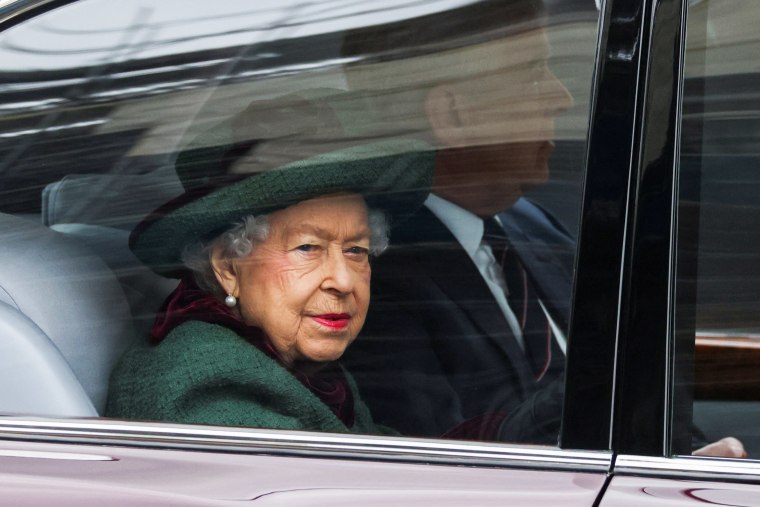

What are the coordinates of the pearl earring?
(224, 294, 237, 308)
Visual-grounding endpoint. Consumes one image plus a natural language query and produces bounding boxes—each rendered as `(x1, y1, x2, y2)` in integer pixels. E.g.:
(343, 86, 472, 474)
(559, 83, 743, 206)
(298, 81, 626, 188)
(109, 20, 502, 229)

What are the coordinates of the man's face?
(432, 27, 574, 216)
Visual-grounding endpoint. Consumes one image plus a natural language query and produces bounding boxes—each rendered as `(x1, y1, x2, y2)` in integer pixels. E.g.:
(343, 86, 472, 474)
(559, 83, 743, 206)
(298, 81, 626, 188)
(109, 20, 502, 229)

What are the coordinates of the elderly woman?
(106, 91, 433, 434)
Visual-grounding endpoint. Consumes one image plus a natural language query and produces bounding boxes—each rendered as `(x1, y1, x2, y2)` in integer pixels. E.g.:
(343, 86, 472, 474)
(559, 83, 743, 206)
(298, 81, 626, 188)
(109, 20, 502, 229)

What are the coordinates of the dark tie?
(483, 217, 560, 381)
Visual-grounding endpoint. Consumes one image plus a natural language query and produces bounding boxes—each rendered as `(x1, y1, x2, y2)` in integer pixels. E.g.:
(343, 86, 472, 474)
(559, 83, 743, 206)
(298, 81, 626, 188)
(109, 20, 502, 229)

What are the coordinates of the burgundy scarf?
(151, 278, 355, 427)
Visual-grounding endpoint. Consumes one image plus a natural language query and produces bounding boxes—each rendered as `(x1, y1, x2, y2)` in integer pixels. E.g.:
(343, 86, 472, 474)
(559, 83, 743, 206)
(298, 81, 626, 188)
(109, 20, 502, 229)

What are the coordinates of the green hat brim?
(130, 138, 433, 276)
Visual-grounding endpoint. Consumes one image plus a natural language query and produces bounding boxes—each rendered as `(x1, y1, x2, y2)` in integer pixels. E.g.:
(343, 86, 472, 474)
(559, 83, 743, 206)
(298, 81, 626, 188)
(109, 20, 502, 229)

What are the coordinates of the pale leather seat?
(0, 213, 137, 416)
(41, 171, 181, 335)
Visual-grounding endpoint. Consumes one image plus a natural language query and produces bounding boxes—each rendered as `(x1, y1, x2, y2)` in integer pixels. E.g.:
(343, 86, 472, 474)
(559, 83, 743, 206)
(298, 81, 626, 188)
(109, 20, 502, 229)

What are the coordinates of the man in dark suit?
(341, 0, 575, 443)
(345, 198, 574, 443)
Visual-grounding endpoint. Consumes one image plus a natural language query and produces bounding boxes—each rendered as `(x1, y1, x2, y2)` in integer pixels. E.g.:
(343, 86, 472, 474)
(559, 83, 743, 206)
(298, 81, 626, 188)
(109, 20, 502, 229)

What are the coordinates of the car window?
(0, 0, 599, 446)
(674, 0, 760, 458)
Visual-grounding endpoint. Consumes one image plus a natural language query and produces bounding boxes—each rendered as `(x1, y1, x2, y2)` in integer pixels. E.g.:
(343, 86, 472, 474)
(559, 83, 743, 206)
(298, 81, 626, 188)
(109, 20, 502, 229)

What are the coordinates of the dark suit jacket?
(343, 197, 576, 443)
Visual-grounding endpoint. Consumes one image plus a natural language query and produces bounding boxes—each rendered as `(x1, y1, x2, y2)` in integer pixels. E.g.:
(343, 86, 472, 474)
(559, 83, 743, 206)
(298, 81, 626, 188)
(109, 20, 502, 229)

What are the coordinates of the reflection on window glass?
(676, 0, 760, 458)
(0, 0, 597, 445)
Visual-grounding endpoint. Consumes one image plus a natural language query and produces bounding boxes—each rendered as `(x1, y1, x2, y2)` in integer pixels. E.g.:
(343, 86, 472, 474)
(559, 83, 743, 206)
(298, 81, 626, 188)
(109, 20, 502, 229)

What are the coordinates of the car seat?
(0, 213, 138, 416)
(41, 171, 181, 335)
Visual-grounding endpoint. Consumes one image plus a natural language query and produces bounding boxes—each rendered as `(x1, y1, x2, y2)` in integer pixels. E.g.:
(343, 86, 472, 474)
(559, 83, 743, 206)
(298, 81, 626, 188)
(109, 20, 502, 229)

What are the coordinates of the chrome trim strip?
(0, 0, 60, 25)
(0, 449, 115, 461)
(617, 455, 760, 482)
(0, 418, 611, 472)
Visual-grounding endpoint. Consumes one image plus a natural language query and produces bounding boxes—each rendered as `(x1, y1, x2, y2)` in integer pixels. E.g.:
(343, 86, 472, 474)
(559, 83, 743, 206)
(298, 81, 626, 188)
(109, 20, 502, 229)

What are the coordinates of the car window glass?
(674, 0, 760, 458)
(0, 0, 598, 446)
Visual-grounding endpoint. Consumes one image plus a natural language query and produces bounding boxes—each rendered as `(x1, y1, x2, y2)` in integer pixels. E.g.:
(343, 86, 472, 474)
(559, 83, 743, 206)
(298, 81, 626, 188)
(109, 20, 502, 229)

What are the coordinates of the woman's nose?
(321, 251, 354, 294)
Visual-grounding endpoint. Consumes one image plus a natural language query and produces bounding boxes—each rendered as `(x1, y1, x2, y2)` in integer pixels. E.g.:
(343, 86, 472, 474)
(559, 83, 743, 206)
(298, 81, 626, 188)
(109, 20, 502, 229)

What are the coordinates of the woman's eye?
(295, 244, 318, 253)
(345, 246, 370, 257)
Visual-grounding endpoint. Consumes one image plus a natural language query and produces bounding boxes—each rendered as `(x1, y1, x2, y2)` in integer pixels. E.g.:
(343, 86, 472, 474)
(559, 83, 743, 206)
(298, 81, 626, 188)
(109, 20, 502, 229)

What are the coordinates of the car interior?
(0, 0, 592, 431)
(0, 0, 758, 463)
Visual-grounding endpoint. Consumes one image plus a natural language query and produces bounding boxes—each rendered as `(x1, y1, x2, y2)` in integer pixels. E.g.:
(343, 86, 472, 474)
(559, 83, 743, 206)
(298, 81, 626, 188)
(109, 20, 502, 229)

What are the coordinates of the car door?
(591, 0, 760, 503)
(0, 0, 618, 504)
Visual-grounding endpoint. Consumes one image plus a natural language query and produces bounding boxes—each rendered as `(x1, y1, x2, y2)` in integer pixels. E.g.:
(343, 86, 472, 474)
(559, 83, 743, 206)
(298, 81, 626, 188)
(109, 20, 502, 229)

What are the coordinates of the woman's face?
(214, 193, 372, 369)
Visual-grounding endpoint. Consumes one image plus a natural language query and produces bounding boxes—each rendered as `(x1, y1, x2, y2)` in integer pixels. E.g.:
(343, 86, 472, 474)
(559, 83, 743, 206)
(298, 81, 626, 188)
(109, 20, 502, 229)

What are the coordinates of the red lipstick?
(311, 313, 351, 330)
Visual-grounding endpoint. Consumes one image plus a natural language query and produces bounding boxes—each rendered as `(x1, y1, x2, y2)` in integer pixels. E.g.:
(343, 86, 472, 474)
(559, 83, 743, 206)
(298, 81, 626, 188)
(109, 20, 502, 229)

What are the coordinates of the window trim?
(0, 418, 613, 472)
(562, 0, 692, 458)
(0, 0, 76, 31)
(616, 454, 760, 483)
(609, 0, 691, 457)
(562, 0, 647, 451)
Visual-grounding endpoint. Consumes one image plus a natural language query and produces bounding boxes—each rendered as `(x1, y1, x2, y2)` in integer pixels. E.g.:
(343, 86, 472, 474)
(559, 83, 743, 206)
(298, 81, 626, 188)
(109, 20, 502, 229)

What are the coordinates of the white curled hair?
(182, 209, 390, 297)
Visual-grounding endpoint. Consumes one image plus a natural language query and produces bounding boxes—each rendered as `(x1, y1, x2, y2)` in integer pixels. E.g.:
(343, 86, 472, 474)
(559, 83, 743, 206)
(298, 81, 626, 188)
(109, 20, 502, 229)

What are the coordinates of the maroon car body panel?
(601, 476, 760, 507)
(0, 439, 607, 506)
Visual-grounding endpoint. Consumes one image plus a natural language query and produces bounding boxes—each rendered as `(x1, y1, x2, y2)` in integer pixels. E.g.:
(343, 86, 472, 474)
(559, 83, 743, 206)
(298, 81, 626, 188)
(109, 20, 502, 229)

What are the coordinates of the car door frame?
(588, 0, 760, 496)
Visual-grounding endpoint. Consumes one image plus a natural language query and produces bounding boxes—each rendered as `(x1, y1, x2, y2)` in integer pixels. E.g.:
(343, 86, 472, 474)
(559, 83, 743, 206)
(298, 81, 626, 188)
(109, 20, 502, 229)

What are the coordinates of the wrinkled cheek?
(267, 318, 305, 363)
(356, 281, 371, 317)
(358, 268, 372, 289)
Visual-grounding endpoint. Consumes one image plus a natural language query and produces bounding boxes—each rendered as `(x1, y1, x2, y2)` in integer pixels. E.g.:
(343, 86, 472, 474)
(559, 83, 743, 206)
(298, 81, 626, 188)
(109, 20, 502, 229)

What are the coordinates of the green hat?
(129, 90, 434, 276)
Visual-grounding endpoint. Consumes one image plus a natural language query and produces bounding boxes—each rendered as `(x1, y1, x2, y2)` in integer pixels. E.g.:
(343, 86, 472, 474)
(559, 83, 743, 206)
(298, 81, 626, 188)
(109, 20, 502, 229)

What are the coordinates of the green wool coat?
(106, 320, 392, 435)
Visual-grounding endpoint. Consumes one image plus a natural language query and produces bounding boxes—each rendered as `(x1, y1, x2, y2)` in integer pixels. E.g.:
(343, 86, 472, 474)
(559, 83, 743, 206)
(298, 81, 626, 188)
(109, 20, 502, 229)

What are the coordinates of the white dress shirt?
(424, 194, 567, 354)
(425, 194, 525, 349)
